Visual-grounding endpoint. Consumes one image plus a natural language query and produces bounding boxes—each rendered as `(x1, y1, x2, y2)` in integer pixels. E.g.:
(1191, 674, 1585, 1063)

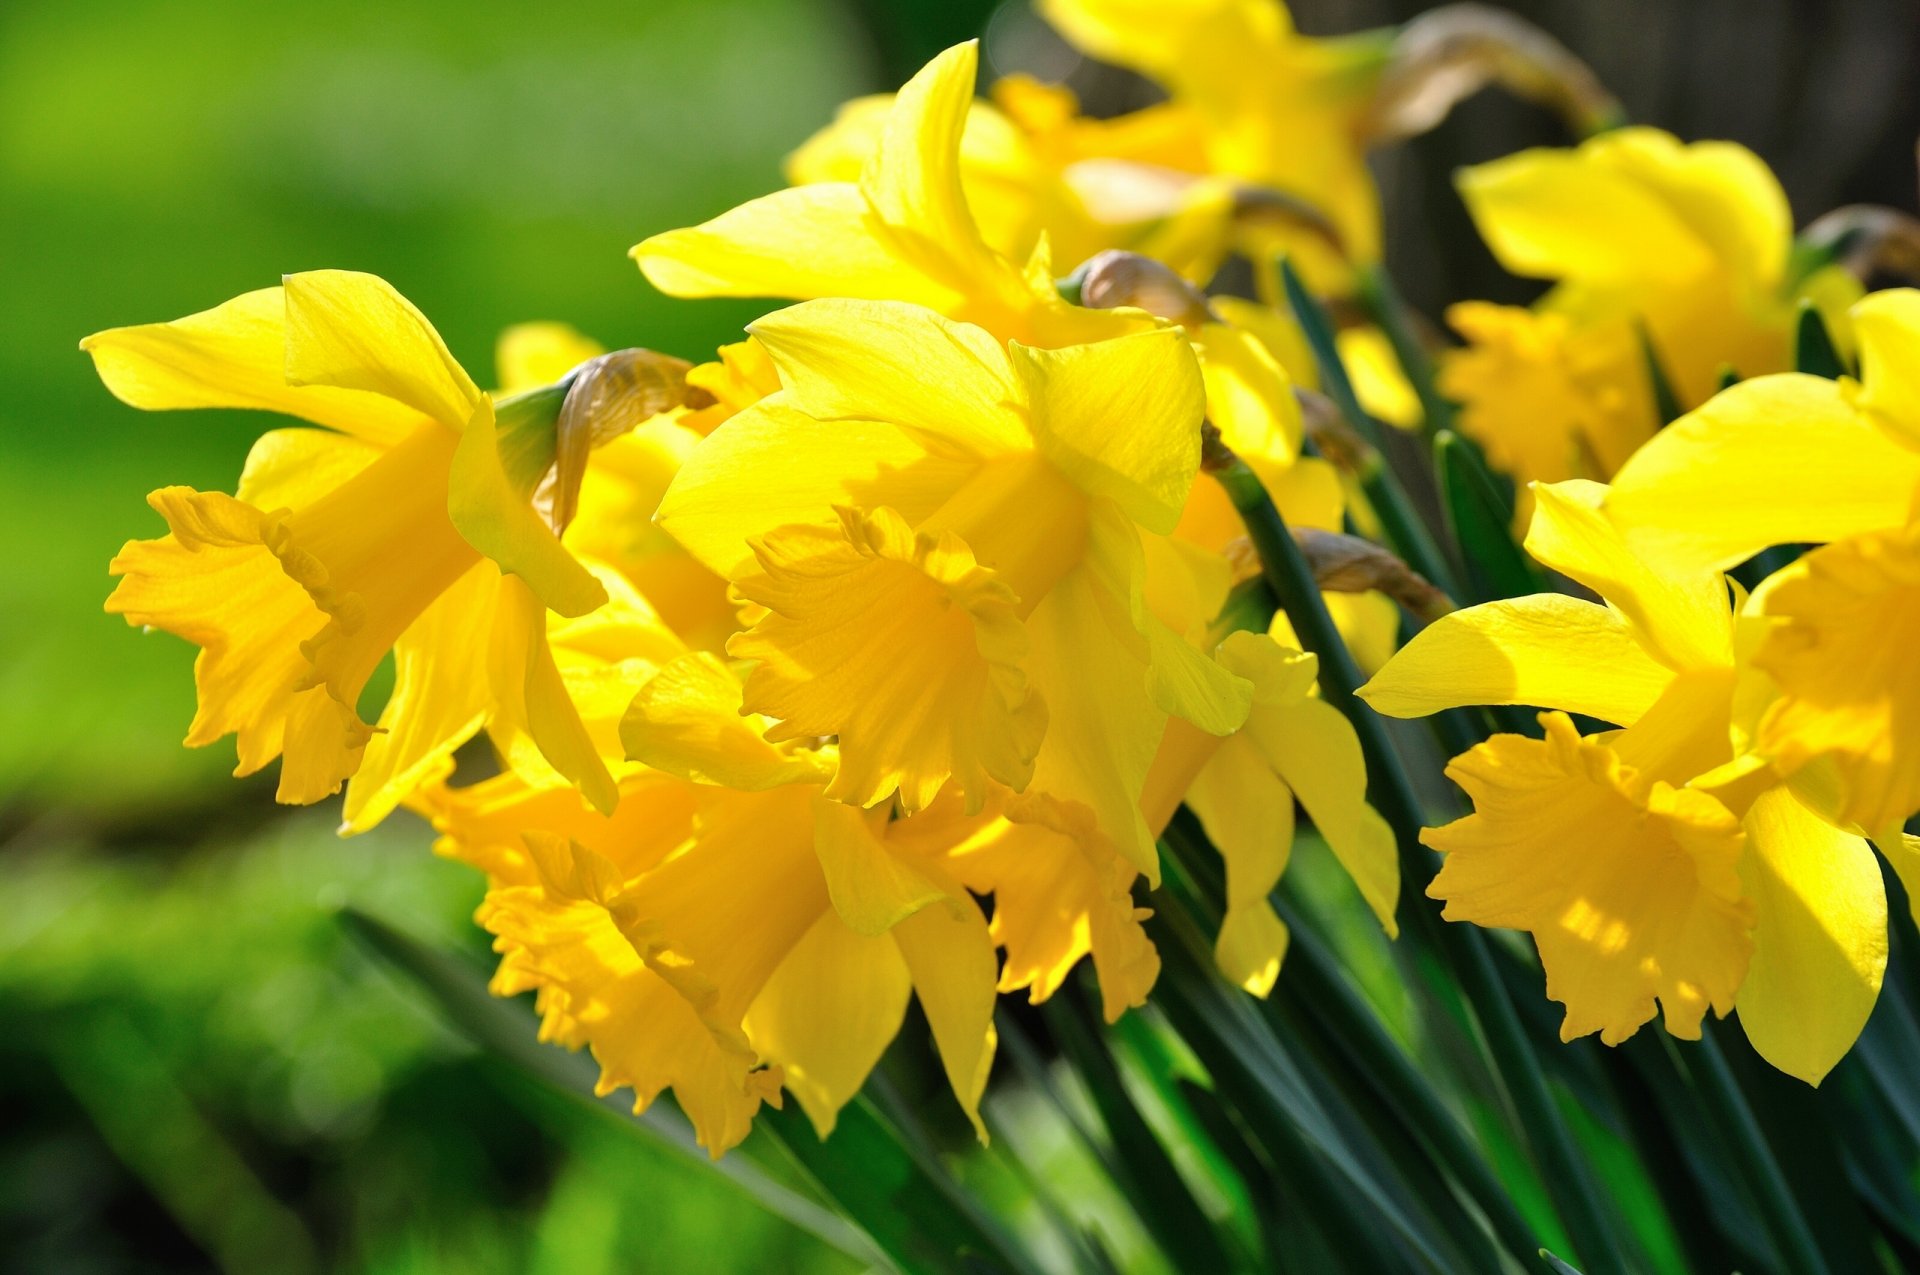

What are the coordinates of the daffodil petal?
(892, 891, 999, 1143)
(1527, 479, 1731, 671)
(449, 398, 608, 618)
(1011, 327, 1204, 535)
(749, 299, 1028, 458)
(1254, 695, 1399, 937)
(657, 400, 968, 579)
(862, 41, 1002, 283)
(281, 270, 482, 429)
(744, 911, 913, 1138)
(632, 182, 942, 304)
(79, 287, 423, 445)
(810, 797, 952, 937)
(620, 651, 828, 790)
(342, 562, 498, 833)
(1734, 787, 1885, 1086)
(488, 576, 617, 815)
(1359, 594, 1673, 726)
(1849, 288, 1920, 448)
(1187, 734, 1295, 996)
(1458, 139, 1715, 288)
(496, 322, 604, 394)
(1606, 373, 1920, 572)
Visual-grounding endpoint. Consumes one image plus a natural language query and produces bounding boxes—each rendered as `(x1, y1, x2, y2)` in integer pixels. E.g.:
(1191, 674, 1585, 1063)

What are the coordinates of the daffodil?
(429, 652, 1013, 1151)
(658, 295, 1253, 878)
(1144, 629, 1398, 995)
(1442, 128, 1860, 493)
(1604, 288, 1920, 853)
(1038, 0, 1392, 289)
(1360, 481, 1887, 1082)
(632, 42, 1141, 349)
(94, 271, 627, 819)
(784, 65, 1235, 284)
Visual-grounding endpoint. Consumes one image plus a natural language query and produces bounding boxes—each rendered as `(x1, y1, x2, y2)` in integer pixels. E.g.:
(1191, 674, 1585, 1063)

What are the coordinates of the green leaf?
(1540, 1251, 1585, 1275)
(1356, 261, 1455, 439)
(1043, 994, 1243, 1272)
(1637, 326, 1684, 426)
(1434, 430, 1544, 603)
(1277, 257, 1465, 602)
(339, 906, 976, 1275)
(1795, 300, 1850, 379)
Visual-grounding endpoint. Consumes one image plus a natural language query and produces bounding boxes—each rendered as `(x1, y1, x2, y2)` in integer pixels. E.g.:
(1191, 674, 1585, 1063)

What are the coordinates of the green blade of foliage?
(1042, 995, 1243, 1273)
(1149, 882, 1451, 1273)
(1357, 260, 1455, 439)
(1207, 459, 1631, 1275)
(1278, 256, 1465, 601)
(1637, 325, 1684, 426)
(1795, 300, 1849, 379)
(1667, 1032, 1831, 1275)
(1434, 430, 1545, 603)
(338, 907, 896, 1272)
(1163, 814, 1544, 1270)
(758, 1097, 1046, 1275)
(1541, 1252, 1585, 1275)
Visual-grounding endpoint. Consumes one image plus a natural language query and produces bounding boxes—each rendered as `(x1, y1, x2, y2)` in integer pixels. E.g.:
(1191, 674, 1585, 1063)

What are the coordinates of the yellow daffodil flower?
(428, 652, 1010, 1152)
(633, 42, 1138, 350)
(784, 66, 1236, 284)
(1360, 481, 1887, 1083)
(94, 271, 621, 818)
(1604, 288, 1920, 854)
(1442, 128, 1860, 494)
(658, 295, 1252, 878)
(1144, 629, 1398, 995)
(1038, 0, 1392, 289)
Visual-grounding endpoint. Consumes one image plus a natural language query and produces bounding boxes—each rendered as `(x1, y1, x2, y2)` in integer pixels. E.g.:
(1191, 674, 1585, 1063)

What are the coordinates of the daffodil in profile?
(94, 271, 630, 817)
(658, 296, 1251, 876)
(1038, 0, 1392, 288)
(1361, 481, 1888, 1083)
(1605, 288, 1920, 852)
(1144, 629, 1398, 995)
(632, 42, 1139, 349)
(1442, 128, 1859, 492)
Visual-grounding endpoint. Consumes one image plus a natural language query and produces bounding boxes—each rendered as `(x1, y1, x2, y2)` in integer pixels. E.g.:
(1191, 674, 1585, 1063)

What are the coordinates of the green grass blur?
(0, 1, 977, 1268)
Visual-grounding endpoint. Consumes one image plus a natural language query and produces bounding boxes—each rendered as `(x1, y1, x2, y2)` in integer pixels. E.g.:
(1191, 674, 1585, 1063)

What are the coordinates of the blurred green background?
(0, 1, 998, 1269)
(5, 0, 1917, 1270)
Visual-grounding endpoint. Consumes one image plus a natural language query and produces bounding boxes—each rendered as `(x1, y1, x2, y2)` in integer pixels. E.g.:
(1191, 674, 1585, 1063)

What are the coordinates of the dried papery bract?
(1800, 204, 1920, 286)
(544, 349, 698, 534)
(1364, 2, 1624, 144)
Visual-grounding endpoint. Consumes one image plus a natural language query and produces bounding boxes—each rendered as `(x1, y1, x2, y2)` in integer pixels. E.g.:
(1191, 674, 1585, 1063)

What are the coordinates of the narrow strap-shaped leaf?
(1541, 1252, 1585, 1275)
(1281, 257, 1465, 601)
(1042, 993, 1245, 1273)
(1794, 300, 1850, 379)
(1434, 430, 1545, 603)
(1669, 1031, 1832, 1275)
(337, 908, 887, 1268)
(1357, 260, 1455, 439)
(1636, 325, 1684, 426)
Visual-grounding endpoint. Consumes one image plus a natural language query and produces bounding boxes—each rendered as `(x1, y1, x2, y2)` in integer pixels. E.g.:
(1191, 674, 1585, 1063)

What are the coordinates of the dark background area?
(2, 1, 1914, 1270)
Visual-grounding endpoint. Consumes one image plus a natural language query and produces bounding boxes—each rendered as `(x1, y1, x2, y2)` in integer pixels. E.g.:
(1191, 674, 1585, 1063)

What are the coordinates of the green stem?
(1207, 456, 1629, 1275)
(1281, 257, 1464, 600)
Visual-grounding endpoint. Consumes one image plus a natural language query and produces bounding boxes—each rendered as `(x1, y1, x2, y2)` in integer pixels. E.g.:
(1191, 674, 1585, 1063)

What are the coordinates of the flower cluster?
(95, 0, 1917, 1156)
